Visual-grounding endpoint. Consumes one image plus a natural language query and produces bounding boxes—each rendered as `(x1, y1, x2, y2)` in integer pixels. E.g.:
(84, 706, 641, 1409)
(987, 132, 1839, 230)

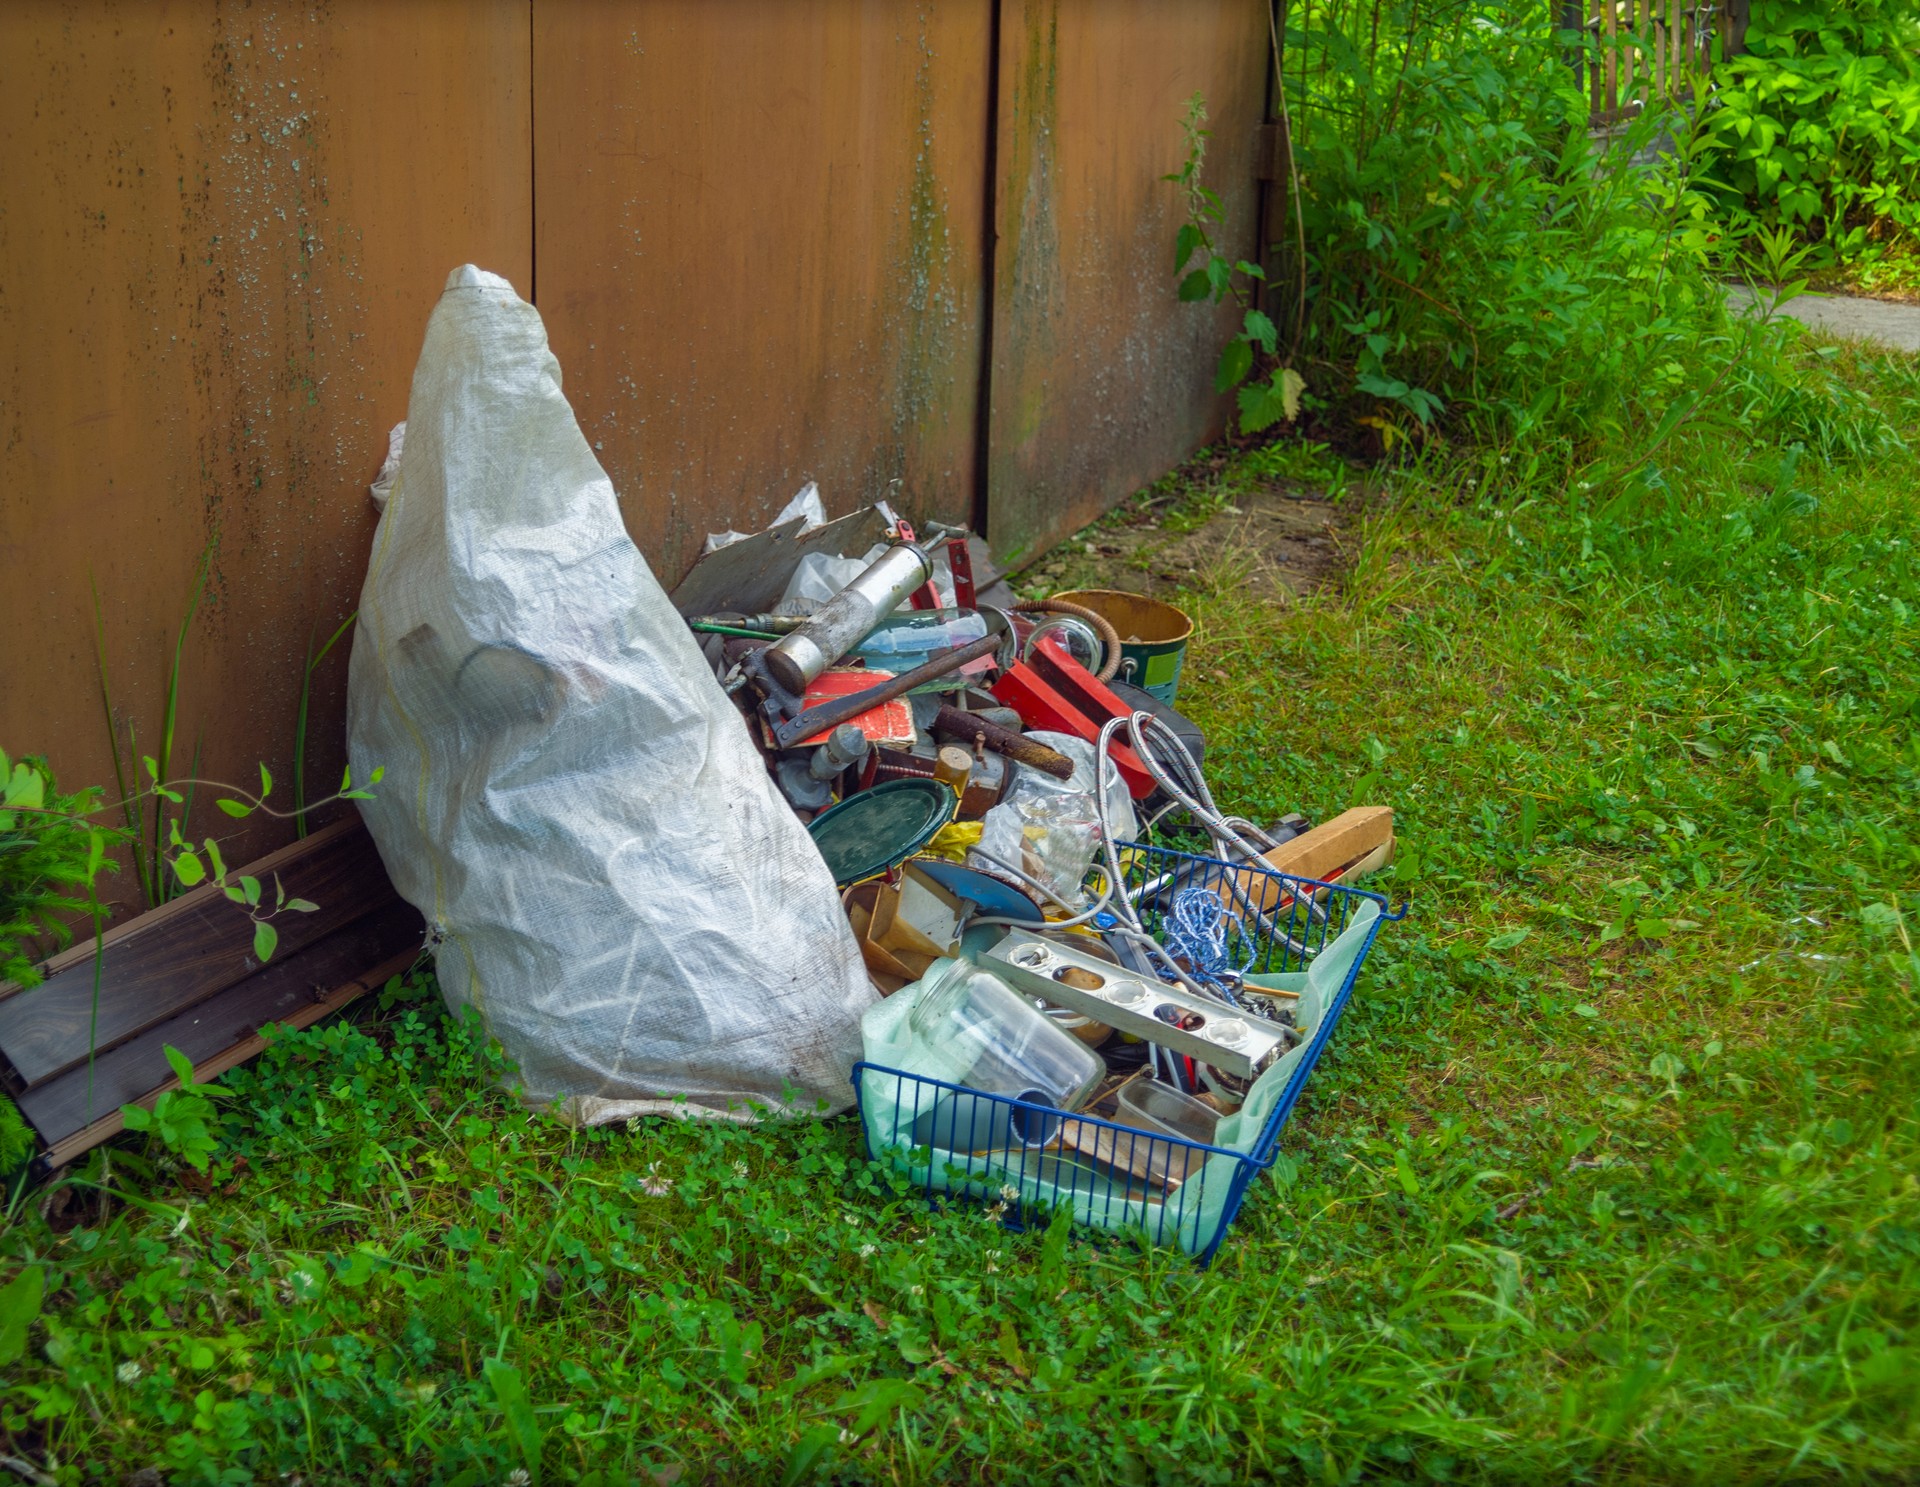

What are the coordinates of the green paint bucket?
(1052, 589, 1193, 705)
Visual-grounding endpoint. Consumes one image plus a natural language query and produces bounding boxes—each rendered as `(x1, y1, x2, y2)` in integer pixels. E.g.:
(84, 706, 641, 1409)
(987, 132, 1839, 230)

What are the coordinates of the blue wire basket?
(852, 841, 1405, 1265)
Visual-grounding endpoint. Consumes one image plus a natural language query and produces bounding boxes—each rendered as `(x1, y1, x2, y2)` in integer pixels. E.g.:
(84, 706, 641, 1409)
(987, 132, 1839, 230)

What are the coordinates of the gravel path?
(1727, 284, 1920, 352)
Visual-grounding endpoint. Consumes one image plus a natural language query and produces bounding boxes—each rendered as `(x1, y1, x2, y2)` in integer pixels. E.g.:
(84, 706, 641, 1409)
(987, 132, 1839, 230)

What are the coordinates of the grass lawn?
(2, 335, 1916, 1485)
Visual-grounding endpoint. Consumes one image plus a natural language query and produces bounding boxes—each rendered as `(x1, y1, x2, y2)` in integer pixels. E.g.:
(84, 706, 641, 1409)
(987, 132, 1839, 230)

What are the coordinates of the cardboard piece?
(761, 668, 917, 751)
(668, 504, 892, 617)
(867, 865, 965, 965)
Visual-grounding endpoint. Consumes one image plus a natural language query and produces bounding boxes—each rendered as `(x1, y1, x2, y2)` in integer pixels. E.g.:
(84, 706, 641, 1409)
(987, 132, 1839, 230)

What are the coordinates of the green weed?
(1707, 0, 1920, 267)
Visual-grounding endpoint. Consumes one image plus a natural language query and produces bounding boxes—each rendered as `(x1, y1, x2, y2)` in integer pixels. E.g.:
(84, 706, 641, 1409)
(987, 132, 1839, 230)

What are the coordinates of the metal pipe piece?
(763, 541, 932, 696)
(932, 704, 1074, 780)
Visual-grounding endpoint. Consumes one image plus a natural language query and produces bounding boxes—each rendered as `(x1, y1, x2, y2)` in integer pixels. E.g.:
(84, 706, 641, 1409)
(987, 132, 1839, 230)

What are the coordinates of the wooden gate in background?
(0, 0, 1267, 890)
(1563, 0, 1750, 128)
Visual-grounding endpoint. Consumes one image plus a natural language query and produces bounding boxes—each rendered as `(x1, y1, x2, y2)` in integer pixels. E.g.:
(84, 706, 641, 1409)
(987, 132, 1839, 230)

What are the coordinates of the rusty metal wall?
(986, 0, 1268, 569)
(534, 0, 995, 587)
(0, 1, 533, 890)
(1, 0, 1267, 911)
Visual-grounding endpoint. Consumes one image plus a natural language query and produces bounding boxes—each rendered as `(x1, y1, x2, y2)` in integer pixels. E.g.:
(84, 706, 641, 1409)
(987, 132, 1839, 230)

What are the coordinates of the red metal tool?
(989, 633, 1154, 798)
(945, 536, 976, 609)
(889, 518, 945, 612)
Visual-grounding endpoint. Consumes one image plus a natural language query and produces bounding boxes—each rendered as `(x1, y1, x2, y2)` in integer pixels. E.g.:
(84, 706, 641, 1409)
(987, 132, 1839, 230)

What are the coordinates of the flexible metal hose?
(1012, 597, 1123, 681)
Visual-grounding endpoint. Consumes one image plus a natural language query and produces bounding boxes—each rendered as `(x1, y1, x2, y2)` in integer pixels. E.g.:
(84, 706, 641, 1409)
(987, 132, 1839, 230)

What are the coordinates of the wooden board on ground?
(0, 817, 422, 1167)
(1257, 807, 1394, 882)
(0, 818, 388, 1087)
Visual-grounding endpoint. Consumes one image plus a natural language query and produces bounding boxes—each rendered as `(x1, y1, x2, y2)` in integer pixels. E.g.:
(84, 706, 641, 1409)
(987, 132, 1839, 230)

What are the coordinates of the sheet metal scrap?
(667, 504, 894, 620)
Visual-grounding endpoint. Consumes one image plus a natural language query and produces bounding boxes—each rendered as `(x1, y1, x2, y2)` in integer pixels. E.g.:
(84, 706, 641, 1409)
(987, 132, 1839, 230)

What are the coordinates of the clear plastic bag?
(969, 789, 1103, 909)
(1004, 729, 1138, 841)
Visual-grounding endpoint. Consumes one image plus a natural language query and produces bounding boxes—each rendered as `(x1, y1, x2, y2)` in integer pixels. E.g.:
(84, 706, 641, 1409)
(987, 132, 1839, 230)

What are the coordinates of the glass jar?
(905, 961, 1104, 1150)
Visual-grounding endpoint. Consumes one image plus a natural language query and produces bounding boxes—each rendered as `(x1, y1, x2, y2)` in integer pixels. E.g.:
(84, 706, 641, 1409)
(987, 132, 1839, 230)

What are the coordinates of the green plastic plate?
(807, 778, 959, 886)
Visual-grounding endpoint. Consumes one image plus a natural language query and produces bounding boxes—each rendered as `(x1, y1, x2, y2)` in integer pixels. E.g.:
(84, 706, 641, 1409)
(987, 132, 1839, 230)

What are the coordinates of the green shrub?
(0, 751, 117, 1175)
(1191, 2, 1898, 465)
(0, 751, 110, 989)
(0, 1095, 31, 1175)
(1270, 5, 1742, 454)
(1706, 0, 1920, 264)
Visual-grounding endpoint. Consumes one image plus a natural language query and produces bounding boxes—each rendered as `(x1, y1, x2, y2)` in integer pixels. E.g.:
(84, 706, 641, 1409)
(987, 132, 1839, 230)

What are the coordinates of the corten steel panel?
(987, 0, 1268, 568)
(0, 1, 531, 908)
(534, 0, 993, 585)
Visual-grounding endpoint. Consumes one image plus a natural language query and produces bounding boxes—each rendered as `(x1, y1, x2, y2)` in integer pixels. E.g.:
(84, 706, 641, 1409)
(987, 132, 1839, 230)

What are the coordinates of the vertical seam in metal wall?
(1267, 0, 1287, 282)
(1256, 0, 1278, 312)
(971, 0, 1005, 542)
(528, 0, 538, 303)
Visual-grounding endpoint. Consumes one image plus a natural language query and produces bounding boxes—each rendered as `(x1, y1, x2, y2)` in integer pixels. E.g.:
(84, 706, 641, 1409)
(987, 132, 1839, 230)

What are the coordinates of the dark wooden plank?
(0, 816, 364, 1002)
(0, 816, 395, 1089)
(21, 898, 425, 1165)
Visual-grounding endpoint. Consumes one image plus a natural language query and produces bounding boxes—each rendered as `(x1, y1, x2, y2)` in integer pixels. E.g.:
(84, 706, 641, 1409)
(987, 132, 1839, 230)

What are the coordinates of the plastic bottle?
(851, 608, 990, 664)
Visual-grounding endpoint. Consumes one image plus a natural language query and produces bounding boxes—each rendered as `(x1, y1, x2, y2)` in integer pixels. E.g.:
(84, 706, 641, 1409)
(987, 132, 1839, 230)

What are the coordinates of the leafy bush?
(1274, 5, 1730, 450)
(1706, 0, 1920, 264)
(0, 1096, 31, 1175)
(0, 752, 117, 1175)
(0, 751, 110, 989)
(1203, 1, 1897, 465)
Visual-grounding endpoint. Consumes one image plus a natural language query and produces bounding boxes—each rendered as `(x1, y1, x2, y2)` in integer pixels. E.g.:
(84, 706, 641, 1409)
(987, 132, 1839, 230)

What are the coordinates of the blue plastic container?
(852, 842, 1404, 1265)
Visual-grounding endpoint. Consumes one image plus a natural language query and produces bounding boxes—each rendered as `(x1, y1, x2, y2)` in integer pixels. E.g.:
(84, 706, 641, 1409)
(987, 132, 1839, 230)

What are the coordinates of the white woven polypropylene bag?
(347, 266, 874, 1121)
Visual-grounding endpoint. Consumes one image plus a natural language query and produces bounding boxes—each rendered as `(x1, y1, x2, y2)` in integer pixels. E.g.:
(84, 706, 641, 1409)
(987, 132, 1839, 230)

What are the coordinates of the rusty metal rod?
(931, 704, 1073, 780)
(769, 632, 1003, 748)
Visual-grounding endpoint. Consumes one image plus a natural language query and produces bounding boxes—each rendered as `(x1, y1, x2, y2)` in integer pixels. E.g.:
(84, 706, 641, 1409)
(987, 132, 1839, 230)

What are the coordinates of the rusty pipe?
(932, 704, 1074, 780)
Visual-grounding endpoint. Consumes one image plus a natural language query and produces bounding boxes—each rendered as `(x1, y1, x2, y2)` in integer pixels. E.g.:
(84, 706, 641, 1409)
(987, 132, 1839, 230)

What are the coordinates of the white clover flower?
(859, 1243, 877, 1259)
(117, 1360, 143, 1384)
(506, 1470, 531, 1487)
(639, 1162, 673, 1197)
(732, 1160, 749, 1179)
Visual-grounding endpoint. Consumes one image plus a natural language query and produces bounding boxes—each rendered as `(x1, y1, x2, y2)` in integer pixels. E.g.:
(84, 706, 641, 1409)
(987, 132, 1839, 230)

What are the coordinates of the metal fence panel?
(985, 0, 1268, 570)
(0, 0, 533, 871)
(533, 0, 994, 587)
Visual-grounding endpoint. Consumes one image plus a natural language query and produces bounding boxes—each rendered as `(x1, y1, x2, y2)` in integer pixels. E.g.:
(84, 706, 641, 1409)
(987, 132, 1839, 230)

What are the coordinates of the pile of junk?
(349, 267, 1399, 1260)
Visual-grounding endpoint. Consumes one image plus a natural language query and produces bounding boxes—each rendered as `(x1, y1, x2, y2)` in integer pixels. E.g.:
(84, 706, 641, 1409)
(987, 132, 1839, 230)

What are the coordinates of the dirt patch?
(1017, 478, 1349, 607)
(1812, 259, 1920, 307)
